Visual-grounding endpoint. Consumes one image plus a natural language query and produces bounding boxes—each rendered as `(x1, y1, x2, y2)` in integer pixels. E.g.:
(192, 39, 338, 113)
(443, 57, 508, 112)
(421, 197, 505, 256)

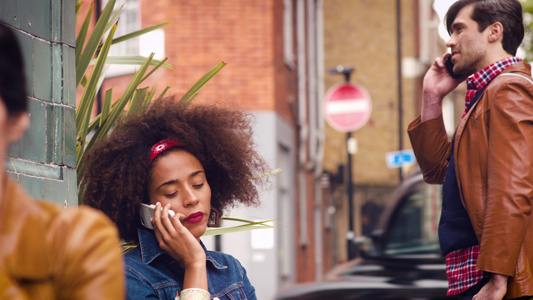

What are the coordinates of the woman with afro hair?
(80, 96, 268, 300)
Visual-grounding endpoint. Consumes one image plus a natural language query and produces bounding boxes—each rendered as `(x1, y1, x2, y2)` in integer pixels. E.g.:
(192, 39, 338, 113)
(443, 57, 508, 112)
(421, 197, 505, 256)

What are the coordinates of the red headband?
(149, 139, 183, 163)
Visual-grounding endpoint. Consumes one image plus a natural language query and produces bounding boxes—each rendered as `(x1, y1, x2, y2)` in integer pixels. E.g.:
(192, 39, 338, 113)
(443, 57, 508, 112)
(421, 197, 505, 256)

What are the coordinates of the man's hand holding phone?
(445, 56, 462, 79)
(421, 54, 466, 122)
(425, 54, 465, 92)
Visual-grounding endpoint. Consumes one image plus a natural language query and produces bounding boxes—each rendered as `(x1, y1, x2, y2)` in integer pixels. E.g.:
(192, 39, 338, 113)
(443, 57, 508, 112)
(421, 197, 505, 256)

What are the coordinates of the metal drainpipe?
(315, 0, 325, 179)
(396, 0, 404, 182)
(296, 0, 308, 248)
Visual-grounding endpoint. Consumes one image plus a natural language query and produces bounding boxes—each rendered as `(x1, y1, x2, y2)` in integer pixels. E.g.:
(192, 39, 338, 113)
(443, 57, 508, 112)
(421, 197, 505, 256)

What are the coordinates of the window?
(385, 183, 442, 255)
(101, 0, 140, 77)
(283, 0, 295, 67)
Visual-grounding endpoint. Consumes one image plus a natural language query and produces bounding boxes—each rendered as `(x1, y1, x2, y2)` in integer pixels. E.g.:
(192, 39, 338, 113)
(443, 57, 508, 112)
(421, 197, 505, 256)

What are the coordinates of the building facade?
(3, 0, 468, 299)
(80, 1, 329, 299)
(322, 0, 465, 264)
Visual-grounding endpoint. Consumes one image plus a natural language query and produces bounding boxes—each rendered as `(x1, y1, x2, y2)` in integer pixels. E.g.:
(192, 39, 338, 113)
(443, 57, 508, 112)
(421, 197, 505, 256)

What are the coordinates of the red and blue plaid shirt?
(446, 56, 522, 296)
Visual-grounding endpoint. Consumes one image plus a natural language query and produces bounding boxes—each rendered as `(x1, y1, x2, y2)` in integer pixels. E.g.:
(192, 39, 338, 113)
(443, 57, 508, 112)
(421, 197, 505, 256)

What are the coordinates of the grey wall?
(1, 0, 78, 206)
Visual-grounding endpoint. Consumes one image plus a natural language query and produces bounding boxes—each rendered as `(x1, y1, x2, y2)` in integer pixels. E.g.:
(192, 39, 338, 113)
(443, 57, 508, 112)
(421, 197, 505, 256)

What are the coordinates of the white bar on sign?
(327, 99, 369, 114)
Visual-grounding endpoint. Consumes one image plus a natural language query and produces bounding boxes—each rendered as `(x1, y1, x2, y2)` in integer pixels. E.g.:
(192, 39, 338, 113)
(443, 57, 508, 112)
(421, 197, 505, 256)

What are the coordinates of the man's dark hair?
(445, 0, 524, 56)
(0, 22, 27, 113)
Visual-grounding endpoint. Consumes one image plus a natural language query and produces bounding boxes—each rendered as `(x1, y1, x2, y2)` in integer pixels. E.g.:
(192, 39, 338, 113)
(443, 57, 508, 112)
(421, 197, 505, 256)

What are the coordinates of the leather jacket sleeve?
(46, 204, 125, 300)
(407, 114, 452, 184)
(0, 177, 124, 299)
(0, 271, 28, 299)
(475, 78, 533, 276)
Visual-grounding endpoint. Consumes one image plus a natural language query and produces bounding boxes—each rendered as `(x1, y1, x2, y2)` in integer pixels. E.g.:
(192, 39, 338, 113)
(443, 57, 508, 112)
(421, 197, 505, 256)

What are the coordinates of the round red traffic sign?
(324, 83, 372, 132)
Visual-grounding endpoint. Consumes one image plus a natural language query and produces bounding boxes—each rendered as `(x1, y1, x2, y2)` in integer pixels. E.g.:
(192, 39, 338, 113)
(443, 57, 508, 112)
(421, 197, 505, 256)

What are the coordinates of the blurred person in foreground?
(0, 22, 124, 299)
(80, 97, 268, 299)
(408, 0, 533, 299)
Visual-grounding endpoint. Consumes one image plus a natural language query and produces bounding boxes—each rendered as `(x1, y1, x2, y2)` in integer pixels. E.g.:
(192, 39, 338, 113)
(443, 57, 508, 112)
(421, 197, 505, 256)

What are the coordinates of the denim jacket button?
(213, 298, 220, 300)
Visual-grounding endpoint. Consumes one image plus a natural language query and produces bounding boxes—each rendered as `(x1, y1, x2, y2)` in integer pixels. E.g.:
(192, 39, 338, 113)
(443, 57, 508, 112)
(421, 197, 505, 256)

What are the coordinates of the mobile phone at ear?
(445, 57, 462, 79)
(139, 203, 176, 230)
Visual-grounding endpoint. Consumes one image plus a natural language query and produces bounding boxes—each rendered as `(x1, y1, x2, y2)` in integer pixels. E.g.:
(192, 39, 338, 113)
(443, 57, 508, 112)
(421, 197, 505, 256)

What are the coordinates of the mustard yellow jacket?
(408, 62, 533, 298)
(0, 175, 124, 299)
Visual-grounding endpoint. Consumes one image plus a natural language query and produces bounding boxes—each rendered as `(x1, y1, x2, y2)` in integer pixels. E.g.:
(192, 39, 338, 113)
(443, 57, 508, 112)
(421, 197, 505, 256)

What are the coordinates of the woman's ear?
(208, 207, 221, 227)
(7, 112, 29, 143)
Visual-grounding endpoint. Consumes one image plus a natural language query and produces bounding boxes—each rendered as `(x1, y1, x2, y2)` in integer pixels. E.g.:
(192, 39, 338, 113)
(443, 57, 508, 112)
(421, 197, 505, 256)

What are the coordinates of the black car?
(276, 172, 449, 300)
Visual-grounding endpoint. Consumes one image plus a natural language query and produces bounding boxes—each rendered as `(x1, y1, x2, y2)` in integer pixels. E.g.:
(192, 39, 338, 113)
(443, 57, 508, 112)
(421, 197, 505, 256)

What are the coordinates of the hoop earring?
(208, 208, 221, 227)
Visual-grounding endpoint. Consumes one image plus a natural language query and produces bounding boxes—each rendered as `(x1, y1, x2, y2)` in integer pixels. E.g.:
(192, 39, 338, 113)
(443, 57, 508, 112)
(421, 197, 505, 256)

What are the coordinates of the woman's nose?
(182, 187, 199, 207)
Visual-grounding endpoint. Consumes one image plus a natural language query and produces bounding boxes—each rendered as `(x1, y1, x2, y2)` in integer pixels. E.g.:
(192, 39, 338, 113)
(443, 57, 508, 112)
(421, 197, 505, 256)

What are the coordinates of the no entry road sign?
(324, 83, 372, 132)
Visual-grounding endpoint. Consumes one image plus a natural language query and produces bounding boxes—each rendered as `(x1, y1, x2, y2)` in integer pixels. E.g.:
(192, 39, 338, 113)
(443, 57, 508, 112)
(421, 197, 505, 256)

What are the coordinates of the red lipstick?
(184, 212, 204, 223)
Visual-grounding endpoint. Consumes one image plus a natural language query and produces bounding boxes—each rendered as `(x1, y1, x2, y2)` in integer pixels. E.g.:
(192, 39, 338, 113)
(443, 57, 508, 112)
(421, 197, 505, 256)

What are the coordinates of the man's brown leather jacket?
(408, 61, 533, 298)
(0, 175, 124, 299)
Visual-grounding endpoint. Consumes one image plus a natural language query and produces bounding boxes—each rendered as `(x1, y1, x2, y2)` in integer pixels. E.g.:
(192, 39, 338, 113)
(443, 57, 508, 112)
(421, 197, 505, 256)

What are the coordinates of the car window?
(384, 183, 442, 255)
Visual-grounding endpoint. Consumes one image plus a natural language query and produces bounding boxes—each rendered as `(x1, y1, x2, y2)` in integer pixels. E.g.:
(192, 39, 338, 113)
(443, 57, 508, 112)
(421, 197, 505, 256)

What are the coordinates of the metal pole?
(346, 131, 355, 260)
(396, 0, 404, 182)
(328, 65, 356, 260)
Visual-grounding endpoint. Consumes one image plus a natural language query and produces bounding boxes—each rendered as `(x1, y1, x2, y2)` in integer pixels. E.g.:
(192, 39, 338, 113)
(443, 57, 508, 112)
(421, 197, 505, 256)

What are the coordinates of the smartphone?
(445, 57, 462, 79)
(139, 203, 176, 230)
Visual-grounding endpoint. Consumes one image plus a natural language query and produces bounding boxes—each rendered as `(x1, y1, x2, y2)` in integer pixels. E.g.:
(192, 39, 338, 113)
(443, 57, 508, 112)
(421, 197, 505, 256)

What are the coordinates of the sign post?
(386, 150, 416, 168)
(324, 72, 372, 260)
(324, 83, 372, 133)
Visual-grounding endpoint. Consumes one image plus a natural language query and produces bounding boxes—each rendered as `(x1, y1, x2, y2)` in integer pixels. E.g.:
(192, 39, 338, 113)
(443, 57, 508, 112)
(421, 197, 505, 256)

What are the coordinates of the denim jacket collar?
(137, 227, 228, 270)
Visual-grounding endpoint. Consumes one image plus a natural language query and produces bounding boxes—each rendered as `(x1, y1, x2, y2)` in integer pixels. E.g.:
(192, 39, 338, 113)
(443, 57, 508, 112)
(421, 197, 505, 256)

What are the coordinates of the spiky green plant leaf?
(203, 218, 275, 237)
(100, 89, 113, 127)
(120, 217, 276, 253)
(179, 61, 227, 103)
(90, 55, 174, 69)
(77, 53, 155, 180)
(75, 2, 93, 65)
(99, 21, 174, 51)
(76, 22, 117, 159)
(76, 0, 116, 87)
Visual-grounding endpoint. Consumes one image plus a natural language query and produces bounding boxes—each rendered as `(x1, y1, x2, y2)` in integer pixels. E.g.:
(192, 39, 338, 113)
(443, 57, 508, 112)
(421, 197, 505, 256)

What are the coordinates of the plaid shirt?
(446, 56, 522, 296)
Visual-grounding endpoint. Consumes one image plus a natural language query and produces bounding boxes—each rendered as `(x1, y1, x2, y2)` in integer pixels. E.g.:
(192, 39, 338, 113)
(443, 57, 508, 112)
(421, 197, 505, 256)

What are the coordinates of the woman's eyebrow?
(156, 179, 178, 191)
(156, 170, 205, 191)
(190, 170, 205, 178)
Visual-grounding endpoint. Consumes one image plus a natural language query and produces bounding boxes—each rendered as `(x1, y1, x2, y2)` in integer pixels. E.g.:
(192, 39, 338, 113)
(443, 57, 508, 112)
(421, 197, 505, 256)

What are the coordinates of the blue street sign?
(386, 150, 416, 168)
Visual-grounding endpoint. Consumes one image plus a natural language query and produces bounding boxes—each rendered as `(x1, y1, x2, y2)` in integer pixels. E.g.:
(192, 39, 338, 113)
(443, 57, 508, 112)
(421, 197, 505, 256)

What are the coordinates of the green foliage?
(203, 217, 276, 237)
(522, 0, 533, 61)
(122, 217, 276, 253)
(75, 1, 271, 240)
(75, 0, 226, 186)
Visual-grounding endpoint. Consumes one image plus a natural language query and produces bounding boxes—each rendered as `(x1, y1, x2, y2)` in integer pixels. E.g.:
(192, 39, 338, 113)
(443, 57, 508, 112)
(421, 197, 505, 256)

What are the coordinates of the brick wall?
(102, 0, 278, 112)
(83, 0, 324, 290)
(323, 0, 419, 187)
(323, 0, 422, 262)
(1, 0, 78, 207)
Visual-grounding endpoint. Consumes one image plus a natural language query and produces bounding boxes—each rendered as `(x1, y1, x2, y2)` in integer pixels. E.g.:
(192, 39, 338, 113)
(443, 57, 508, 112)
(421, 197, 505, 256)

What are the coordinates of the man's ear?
(7, 112, 30, 143)
(487, 22, 504, 43)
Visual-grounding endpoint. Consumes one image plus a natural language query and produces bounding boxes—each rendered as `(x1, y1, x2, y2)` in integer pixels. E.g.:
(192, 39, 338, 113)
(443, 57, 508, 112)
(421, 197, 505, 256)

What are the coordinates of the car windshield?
(384, 183, 442, 256)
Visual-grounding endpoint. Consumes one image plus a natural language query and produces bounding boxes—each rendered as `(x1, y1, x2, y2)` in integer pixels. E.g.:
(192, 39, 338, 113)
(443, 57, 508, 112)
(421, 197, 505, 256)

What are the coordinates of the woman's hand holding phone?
(152, 202, 206, 266)
(152, 202, 208, 290)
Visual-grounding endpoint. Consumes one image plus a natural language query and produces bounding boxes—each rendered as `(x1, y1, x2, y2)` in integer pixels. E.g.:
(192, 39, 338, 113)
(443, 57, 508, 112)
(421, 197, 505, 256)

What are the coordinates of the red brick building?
(78, 1, 329, 298)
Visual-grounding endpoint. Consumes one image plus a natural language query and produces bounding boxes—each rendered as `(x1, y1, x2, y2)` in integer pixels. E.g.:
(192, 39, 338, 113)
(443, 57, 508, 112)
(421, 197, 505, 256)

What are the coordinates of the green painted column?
(0, 0, 78, 207)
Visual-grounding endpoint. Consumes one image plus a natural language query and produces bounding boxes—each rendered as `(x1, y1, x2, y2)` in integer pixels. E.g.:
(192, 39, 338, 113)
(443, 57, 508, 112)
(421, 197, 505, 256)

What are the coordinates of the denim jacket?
(124, 227, 256, 300)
